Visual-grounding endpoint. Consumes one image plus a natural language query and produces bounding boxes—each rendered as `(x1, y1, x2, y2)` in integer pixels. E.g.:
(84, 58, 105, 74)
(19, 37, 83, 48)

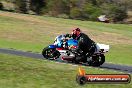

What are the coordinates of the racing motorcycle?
(42, 35, 109, 66)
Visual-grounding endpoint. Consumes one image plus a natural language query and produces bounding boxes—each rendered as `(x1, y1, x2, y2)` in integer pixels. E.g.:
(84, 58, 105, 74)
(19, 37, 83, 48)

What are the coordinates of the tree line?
(0, 0, 132, 22)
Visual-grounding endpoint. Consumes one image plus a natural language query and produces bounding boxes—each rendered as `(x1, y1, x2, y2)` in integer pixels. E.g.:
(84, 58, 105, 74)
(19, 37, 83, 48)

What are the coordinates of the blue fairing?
(57, 42, 62, 48)
(53, 35, 78, 49)
(67, 39, 78, 46)
(49, 45, 56, 49)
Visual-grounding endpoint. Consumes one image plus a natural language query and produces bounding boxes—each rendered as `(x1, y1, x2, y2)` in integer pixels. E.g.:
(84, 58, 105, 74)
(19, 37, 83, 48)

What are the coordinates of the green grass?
(0, 39, 44, 53)
(0, 53, 131, 88)
(0, 11, 132, 65)
(106, 45, 132, 65)
(39, 16, 132, 37)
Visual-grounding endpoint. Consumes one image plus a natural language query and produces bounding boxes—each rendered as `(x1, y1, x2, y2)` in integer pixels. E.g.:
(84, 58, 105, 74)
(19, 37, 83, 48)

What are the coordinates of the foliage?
(0, 2, 3, 10)
(101, 3, 127, 22)
(70, 7, 81, 19)
(29, 0, 46, 15)
(70, 3, 102, 21)
(0, 0, 130, 22)
(82, 3, 102, 21)
(14, 0, 27, 13)
(46, 0, 70, 16)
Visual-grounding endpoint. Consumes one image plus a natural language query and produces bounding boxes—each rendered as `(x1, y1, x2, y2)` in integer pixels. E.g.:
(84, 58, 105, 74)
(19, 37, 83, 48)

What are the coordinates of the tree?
(30, 0, 46, 15)
(85, 0, 97, 5)
(70, 2, 102, 21)
(0, 2, 3, 10)
(101, 3, 127, 22)
(80, 3, 102, 21)
(46, 0, 70, 16)
(15, 0, 27, 13)
(0, 0, 129, 22)
(70, 7, 81, 19)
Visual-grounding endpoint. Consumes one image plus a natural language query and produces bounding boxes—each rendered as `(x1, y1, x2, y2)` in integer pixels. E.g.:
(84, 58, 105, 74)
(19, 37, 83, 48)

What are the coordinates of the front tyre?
(42, 46, 60, 59)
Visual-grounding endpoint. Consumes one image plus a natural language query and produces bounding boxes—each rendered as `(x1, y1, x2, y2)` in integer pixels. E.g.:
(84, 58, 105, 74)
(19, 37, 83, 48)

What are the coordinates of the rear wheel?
(98, 54, 105, 65)
(88, 54, 105, 67)
(42, 46, 60, 59)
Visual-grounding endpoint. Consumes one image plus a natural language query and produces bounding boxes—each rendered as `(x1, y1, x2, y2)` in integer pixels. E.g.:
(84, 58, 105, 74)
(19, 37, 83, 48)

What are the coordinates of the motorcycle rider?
(65, 28, 96, 63)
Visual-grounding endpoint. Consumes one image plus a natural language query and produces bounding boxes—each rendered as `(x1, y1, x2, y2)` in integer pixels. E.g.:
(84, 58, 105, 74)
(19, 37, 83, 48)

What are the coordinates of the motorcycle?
(42, 35, 109, 66)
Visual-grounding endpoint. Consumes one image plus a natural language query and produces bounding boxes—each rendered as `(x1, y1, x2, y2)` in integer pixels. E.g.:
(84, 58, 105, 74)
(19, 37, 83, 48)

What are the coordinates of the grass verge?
(0, 53, 132, 88)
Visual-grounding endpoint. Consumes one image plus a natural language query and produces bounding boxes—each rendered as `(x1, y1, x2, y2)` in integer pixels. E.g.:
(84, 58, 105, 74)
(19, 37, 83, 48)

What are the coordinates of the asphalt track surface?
(0, 48, 132, 74)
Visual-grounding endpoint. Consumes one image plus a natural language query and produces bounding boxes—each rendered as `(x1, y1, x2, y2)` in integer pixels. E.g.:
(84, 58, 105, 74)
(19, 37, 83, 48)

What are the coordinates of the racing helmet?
(72, 28, 81, 39)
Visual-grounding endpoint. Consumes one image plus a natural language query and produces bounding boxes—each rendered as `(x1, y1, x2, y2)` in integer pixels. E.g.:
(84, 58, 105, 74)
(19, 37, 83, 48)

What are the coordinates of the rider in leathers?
(65, 28, 96, 63)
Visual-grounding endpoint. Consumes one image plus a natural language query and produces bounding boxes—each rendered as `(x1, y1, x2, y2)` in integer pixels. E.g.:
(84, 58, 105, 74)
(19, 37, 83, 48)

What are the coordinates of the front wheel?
(42, 46, 60, 59)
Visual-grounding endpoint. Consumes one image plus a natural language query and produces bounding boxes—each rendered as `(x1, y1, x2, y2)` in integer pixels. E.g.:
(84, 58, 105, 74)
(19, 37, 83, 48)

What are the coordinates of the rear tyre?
(98, 54, 105, 65)
(90, 54, 105, 67)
